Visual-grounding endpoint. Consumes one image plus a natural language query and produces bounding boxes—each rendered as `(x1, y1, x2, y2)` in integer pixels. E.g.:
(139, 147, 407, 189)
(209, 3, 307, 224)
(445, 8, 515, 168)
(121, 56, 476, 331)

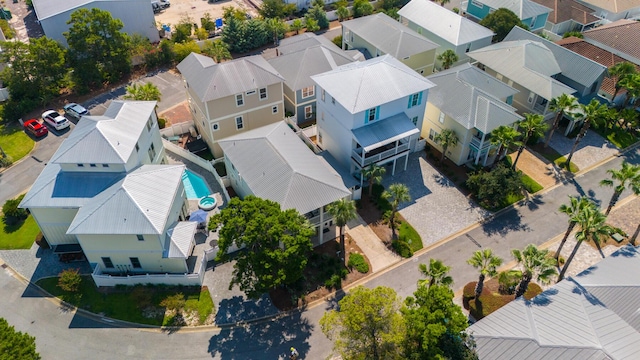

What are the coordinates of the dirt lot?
(153, 0, 258, 28)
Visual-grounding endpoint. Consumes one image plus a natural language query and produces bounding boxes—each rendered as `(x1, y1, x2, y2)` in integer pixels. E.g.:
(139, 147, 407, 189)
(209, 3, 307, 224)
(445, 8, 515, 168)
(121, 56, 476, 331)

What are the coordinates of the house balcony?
(352, 142, 410, 167)
(470, 136, 492, 151)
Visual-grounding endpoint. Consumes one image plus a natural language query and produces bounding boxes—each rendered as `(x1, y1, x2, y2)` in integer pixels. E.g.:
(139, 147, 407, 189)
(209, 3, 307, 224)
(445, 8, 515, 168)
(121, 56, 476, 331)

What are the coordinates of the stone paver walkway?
(547, 130, 618, 171)
(0, 243, 92, 283)
(382, 153, 489, 247)
(346, 215, 400, 272)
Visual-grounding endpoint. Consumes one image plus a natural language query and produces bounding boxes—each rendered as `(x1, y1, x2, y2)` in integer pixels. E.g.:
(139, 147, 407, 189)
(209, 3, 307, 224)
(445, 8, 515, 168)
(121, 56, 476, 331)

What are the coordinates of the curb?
(0, 141, 39, 175)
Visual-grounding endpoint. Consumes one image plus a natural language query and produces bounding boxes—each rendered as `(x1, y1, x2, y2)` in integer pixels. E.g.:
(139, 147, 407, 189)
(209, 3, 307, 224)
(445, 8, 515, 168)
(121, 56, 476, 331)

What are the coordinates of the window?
(259, 87, 267, 100)
(429, 129, 439, 140)
(235, 116, 244, 130)
(530, 17, 536, 28)
(212, 122, 219, 131)
(409, 93, 421, 108)
(77, 163, 84, 167)
(102, 164, 109, 168)
(146, 117, 153, 131)
(246, 89, 256, 95)
(471, 0, 483, 8)
(130, 257, 142, 269)
(528, 92, 535, 104)
(301, 86, 314, 98)
(321, 89, 325, 101)
(331, 97, 335, 105)
(366, 107, 377, 123)
(272, 105, 278, 114)
(412, 116, 418, 126)
(466, 44, 471, 53)
(236, 94, 244, 106)
(148, 143, 156, 160)
(496, 73, 503, 81)
(439, 112, 445, 124)
(90, 163, 96, 167)
(344, 30, 350, 42)
(136, 234, 144, 241)
(305, 105, 313, 119)
(102, 257, 114, 269)
(135, 143, 140, 152)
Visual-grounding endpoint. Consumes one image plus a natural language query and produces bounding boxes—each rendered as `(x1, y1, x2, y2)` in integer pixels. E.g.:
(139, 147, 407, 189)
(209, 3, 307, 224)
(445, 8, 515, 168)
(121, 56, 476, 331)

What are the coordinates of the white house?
(20, 101, 204, 286)
(32, 0, 159, 46)
(311, 55, 436, 180)
(576, 0, 640, 21)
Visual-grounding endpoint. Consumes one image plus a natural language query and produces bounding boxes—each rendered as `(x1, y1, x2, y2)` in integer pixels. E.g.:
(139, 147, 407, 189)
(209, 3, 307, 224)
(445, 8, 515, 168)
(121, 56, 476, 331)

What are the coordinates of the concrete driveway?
(382, 153, 489, 248)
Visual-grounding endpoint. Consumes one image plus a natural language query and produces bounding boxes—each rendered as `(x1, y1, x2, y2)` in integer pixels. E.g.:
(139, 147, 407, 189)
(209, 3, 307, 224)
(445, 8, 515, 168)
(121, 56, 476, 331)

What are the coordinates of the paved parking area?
(382, 153, 490, 247)
(547, 130, 619, 171)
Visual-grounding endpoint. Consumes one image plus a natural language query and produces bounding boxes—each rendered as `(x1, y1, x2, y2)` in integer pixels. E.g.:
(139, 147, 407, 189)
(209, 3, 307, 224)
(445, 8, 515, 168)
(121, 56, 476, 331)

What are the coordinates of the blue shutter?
(375, 106, 380, 120)
(418, 92, 423, 105)
(408, 95, 413, 109)
(364, 109, 369, 124)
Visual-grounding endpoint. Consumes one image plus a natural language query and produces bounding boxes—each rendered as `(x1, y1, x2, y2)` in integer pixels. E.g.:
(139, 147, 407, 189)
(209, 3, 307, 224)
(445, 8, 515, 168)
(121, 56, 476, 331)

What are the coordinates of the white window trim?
(528, 92, 535, 104)
(236, 94, 244, 107)
(304, 105, 313, 119)
(439, 112, 445, 124)
(272, 106, 278, 114)
(259, 87, 267, 100)
(301, 86, 315, 99)
(368, 107, 376, 122)
(235, 116, 244, 130)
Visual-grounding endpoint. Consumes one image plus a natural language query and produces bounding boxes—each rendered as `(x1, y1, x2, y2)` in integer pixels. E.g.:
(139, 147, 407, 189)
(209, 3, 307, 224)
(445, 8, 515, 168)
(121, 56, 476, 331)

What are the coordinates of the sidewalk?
(346, 215, 400, 273)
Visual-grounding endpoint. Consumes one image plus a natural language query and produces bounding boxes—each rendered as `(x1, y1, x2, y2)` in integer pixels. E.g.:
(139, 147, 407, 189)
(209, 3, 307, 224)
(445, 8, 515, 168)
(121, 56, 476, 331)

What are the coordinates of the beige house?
(177, 53, 286, 158)
(341, 13, 439, 76)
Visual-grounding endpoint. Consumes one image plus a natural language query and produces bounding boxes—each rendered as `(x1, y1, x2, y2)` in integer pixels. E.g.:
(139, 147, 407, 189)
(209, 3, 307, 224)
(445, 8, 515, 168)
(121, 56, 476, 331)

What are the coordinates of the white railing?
(160, 120, 194, 138)
(470, 137, 491, 150)
(353, 142, 410, 166)
(284, 116, 322, 153)
(91, 261, 206, 287)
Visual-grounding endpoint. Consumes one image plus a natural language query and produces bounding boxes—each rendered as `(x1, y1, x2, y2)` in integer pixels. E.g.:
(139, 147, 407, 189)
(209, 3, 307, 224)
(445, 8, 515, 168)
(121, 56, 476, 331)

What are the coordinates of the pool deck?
(166, 152, 226, 212)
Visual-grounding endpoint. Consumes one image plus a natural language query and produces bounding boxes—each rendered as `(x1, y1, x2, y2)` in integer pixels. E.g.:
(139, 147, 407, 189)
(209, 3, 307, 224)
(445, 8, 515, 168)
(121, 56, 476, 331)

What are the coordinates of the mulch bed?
(358, 192, 393, 246)
(463, 278, 542, 320)
(269, 234, 371, 311)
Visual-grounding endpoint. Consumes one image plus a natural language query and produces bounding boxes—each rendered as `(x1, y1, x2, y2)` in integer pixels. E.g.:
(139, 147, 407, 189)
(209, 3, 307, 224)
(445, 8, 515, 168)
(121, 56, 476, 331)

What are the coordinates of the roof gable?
(531, 0, 599, 24)
(578, 0, 640, 13)
(177, 53, 285, 102)
(311, 54, 436, 114)
(398, 0, 495, 45)
(478, 0, 552, 18)
(341, 13, 438, 58)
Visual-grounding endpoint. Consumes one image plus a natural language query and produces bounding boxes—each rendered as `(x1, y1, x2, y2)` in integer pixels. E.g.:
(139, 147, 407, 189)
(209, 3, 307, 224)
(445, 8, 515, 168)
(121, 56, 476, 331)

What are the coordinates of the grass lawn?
(0, 122, 35, 162)
(521, 174, 543, 194)
(532, 144, 579, 173)
(398, 220, 423, 252)
(0, 215, 40, 249)
(592, 124, 638, 149)
(36, 276, 215, 326)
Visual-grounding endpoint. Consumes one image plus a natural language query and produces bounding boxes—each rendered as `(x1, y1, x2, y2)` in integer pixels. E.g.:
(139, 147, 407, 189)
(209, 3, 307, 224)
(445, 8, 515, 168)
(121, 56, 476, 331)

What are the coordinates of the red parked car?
(23, 119, 48, 137)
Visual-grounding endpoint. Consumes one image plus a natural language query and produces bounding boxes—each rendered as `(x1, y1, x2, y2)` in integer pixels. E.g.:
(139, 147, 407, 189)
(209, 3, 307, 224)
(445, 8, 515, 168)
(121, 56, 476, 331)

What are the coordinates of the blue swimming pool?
(181, 169, 212, 199)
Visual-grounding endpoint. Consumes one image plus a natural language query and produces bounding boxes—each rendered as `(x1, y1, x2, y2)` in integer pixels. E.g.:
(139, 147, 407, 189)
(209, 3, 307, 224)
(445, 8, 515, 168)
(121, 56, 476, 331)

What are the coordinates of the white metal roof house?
(312, 55, 436, 179)
(576, 0, 640, 21)
(218, 121, 353, 246)
(177, 53, 286, 159)
(20, 101, 204, 287)
(32, 0, 159, 47)
(267, 34, 357, 125)
(341, 13, 439, 76)
(398, 0, 495, 69)
(465, 0, 553, 32)
(423, 64, 523, 167)
(468, 245, 640, 359)
(531, 0, 601, 35)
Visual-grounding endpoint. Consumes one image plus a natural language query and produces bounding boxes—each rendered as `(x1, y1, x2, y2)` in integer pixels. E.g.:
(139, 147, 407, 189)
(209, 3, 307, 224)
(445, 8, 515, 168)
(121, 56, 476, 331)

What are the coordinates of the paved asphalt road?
(1, 146, 638, 359)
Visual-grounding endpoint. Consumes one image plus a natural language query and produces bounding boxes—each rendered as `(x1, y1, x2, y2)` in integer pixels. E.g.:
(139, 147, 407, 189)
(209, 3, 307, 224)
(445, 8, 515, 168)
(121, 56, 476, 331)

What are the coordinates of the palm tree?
(467, 249, 503, 299)
(381, 183, 411, 237)
(600, 161, 640, 215)
(558, 206, 615, 280)
(565, 99, 607, 169)
(202, 39, 232, 63)
(418, 259, 453, 288)
(436, 49, 458, 70)
(512, 244, 557, 298)
(555, 196, 596, 260)
(490, 125, 521, 166)
(327, 198, 358, 265)
(512, 114, 548, 169)
(124, 82, 162, 102)
(361, 164, 386, 198)
(545, 94, 578, 148)
(290, 19, 303, 34)
(608, 62, 636, 102)
(433, 128, 459, 161)
(266, 18, 287, 46)
(619, 108, 638, 131)
(619, 73, 640, 109)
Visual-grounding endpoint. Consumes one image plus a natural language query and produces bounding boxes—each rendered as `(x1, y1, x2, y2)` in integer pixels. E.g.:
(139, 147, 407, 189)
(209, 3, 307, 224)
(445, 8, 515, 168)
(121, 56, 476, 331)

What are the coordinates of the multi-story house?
(311, 55, 436, 179)
(583, 19, 640, 67)
(531, 0, 600, 35)
(177, 53, 286, 158)
(398, 0, 495, 69)
(268, 34, 357, 125)
(341, 13, 439, 76)
(20, 101, 202, 285)
(219, 121, 354, 246)
(423, 64, 523, 167)
(465, 0, 552, 32)
(576, 0, 640, 21)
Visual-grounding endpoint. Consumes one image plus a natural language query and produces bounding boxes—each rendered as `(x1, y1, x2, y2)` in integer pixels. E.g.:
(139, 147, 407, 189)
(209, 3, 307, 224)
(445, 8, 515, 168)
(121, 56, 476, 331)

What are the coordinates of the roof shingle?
(583, 19, 640, 64)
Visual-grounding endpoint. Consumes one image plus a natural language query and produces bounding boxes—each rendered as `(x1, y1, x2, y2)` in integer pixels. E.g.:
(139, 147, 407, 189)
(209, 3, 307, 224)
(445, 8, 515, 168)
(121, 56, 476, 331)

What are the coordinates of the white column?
(475, 133, 486, 164)
(319, 206, 325, 245)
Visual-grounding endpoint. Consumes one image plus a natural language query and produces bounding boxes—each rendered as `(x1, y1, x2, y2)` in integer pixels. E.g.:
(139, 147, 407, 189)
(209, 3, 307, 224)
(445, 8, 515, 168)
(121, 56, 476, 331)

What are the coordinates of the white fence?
(91, 261, 206, 287)
(284, 117, 322, 153)
(160, 120, 194, 138)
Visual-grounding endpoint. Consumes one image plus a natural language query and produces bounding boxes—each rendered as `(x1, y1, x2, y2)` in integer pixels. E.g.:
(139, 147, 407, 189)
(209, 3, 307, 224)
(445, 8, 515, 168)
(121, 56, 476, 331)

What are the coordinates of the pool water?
(181, 169, 212, 199)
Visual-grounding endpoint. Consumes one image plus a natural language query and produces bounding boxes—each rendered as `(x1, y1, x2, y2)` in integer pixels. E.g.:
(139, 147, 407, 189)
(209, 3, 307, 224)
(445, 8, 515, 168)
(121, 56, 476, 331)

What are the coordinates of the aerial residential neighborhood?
(0, 0, 639, 358)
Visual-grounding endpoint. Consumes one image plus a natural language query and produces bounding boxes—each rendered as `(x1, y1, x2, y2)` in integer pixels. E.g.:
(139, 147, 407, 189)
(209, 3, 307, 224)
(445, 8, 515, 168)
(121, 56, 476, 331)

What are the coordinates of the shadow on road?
(208, 309, 314, 360)
(215, 295, 279, 326)
(481, 210, 530, 237)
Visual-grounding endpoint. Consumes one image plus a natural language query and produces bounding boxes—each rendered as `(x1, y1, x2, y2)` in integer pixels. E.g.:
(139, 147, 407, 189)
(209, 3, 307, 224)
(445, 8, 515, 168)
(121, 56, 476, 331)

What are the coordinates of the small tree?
(124, 82, 162, 102)
(512, 113, 548, 169)
(490, 125, 521, 166)
(266, 17, 287, 46)
(562, 31, 583, 39)
(555, 196, 597, 260)
(608, 62, 636, 102)
(304, 17, 320, 32)
(545, 94, 578, 148)
(512, 245, 556, 298)
(58, 269, 82, 292)
(479, 8, 526, 42)
(565, 99, 608, 169)
(361, 164, 386, 197)
(382, 183, 411, 237)
(327, 198, 357, 265)
(467, 249, 503, 299)
(352, 0, 374, 18)
(290, 19, 303, 34)
(2, 194, 27, 219)
(321, 286, 405, 360)
(600, 161, 640, 215)
(433, 128, 459, 161)
(306, 4, 330, 29)
(173, 41, 201, 62)
(436, 49, 458, 70)
(0, 318, 41, 360)
(336, 6, 350, 21)
(202, 39, 232, 63)
(418, 259, 453, 288)
(466, 164, 524, 209)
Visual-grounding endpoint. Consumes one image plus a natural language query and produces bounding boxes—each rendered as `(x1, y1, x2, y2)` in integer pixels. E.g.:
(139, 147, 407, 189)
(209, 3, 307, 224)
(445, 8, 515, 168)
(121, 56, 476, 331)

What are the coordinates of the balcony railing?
(470, 137, 491, 151)
(352, 142, 410, 167)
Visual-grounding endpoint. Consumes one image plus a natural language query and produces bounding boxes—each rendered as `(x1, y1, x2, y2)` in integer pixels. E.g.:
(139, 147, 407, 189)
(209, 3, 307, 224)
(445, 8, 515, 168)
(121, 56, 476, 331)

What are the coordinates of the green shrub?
(332, 35, 342, 48)
(58, 269, 82, 292)
(2, 194, 27, 219)
(0, 154, 13, 168)
(0, 20, 15, 39)
(555, 158, 579, 173)
(131, 286, 153, 309)
(521, 174, 543, 193)
(392, 239, 413, 258)
(398, 221, 423, 252)
(157, 118, 166, 129)
(347, 253, 369, 273)
(160, 293, 186, 310)
(463, 281, 476, 299)
(324, 274, 343, 289)
(497, 270, 522, 295)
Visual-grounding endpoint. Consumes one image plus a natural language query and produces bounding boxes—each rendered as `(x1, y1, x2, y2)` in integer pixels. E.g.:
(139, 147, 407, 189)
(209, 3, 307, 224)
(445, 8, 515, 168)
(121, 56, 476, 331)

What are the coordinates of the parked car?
(63, 103, 89, 119)
(23, 119, 48, 137)
(42, 110, 71, 131)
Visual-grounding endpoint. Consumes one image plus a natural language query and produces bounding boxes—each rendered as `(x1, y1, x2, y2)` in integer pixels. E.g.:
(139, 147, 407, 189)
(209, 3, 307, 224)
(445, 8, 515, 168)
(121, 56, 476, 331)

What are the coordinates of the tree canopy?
(124, 82, 161, 102)
(479, 8, 526, 42)
(64, 8, 132, 92)
(222, 17, 270, 53)
(209, 196, 314, 299)
(466, 163, 524, 210)
(0, 318, 41, 360)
